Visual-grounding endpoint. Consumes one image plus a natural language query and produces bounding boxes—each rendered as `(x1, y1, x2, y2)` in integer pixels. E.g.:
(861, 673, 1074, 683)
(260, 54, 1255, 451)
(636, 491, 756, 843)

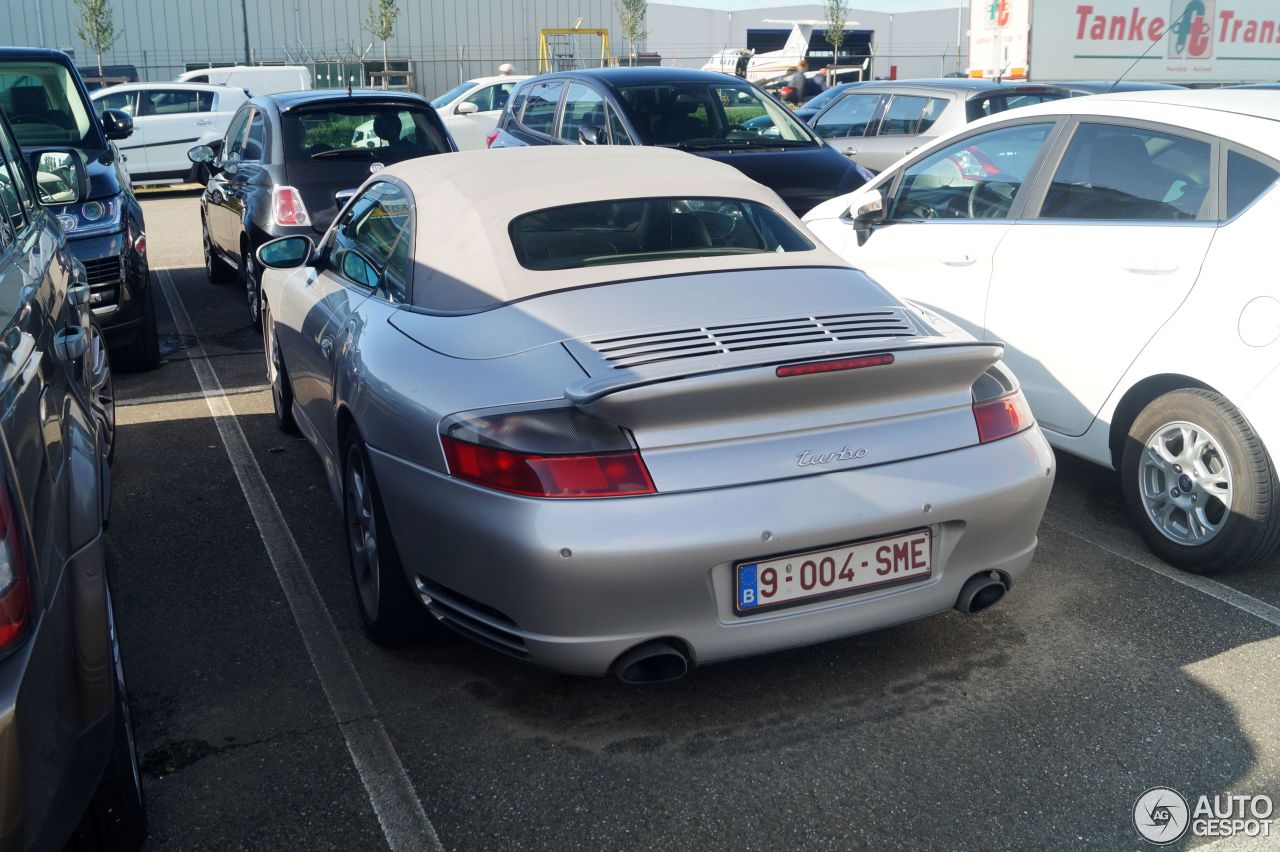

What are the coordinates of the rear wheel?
(203, 216, 233, 284)
(243, 242, 262, 331)
(262, 302, 296, 434)
(68, 587, 146, 851)
(1122, 389, 1280, 574)
(343, 433, 422, 644)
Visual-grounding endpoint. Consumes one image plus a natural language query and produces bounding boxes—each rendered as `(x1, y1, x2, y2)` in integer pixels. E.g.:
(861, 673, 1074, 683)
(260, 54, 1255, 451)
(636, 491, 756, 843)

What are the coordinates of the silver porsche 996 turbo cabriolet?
(255, 145, 1055, 682)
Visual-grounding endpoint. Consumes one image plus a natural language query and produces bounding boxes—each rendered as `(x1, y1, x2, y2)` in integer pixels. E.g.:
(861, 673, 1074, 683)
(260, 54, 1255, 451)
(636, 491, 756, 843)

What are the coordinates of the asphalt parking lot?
(111, 188, 1280, 851)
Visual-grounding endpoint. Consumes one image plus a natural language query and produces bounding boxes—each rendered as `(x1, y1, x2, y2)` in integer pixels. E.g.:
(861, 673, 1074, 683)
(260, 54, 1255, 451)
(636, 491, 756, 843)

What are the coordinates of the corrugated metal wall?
(7, 0, 620, 96)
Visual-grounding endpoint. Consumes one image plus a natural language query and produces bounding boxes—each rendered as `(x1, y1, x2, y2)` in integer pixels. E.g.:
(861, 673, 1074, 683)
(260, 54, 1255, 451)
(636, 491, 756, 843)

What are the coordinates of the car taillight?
(272, 186, 311, 227)
(776, 353, 894, 378)
(0, 479, 31, 652)
(485, 130, 500, 148)
(973, 390, 1034, 443)
(440, 407, 656, 498)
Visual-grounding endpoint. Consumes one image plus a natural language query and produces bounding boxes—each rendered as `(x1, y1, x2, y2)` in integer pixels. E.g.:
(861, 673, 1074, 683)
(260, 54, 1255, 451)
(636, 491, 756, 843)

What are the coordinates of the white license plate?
(735, 529, 932, 615)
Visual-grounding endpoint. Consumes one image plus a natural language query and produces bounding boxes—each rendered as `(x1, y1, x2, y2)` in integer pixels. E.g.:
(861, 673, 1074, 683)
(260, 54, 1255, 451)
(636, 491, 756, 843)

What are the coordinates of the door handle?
(939, 253, 976, 267)
(195, 119, 215, 126)
(1122, 260, 1179, 275)
(320, 337, 334, 359)
(842, 147, 859, 158)
(54, 326, 88, 361)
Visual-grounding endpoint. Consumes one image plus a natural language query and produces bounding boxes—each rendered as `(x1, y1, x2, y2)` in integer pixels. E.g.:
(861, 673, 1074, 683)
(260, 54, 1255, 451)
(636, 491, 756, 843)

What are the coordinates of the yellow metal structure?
(537, 28, 611, 74)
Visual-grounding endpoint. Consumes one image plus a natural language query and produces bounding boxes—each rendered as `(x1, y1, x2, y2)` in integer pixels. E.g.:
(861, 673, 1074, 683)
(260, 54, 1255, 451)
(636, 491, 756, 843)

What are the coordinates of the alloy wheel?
(345, 447, 381, 620)
(263, 307, 282, 417)
(202, 219, 215, 279)
(1139, 420, 1234, 546)
(87, 323, 115, 462)
(244, 250, 261, 327)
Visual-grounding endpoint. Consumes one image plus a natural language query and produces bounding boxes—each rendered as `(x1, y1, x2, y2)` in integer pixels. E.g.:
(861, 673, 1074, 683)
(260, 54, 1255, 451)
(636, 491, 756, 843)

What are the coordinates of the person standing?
(786, 58, 808, 105)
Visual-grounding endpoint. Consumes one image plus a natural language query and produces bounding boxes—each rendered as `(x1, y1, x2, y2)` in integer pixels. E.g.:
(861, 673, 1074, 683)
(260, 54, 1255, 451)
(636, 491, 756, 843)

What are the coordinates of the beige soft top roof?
(380, 146, 845, 312)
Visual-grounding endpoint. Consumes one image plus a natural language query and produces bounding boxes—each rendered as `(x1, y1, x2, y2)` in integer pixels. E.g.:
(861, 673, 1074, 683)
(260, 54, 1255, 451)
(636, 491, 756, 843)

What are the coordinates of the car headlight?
(57, 196, 122, 236)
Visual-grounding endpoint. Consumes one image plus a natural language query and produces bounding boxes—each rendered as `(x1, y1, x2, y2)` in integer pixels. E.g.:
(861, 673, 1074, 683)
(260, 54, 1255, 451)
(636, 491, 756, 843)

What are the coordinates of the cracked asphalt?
(108, 188, 1280, 851)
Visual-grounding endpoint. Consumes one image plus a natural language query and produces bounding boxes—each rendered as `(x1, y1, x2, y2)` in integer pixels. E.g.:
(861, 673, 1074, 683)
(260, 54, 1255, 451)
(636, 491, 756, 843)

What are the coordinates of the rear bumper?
(369, 429, 1056, 676)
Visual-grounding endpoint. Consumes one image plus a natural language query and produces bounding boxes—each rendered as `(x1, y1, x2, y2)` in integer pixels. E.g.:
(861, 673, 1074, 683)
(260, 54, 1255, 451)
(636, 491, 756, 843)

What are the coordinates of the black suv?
(0, 105, 144, 850)
(489, 67, 871, 217)
(0, 48, 159, 371)
(190, 89, 455, 329)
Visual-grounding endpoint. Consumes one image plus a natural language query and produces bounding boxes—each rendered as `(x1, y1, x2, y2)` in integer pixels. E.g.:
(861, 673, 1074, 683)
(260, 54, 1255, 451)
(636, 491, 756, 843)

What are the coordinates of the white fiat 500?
(804, 89, 1280, 574)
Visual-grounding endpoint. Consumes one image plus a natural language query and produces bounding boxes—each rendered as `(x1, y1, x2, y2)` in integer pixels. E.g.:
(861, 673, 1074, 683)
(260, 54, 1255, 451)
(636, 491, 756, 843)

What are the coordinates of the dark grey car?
(0, 107, 143, 850)
(810, 78, 1071, 173)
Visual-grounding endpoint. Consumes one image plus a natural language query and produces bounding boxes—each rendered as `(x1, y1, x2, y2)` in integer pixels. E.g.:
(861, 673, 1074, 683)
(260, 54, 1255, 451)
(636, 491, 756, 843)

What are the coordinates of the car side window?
(0, 124, 36, 221)
(328, 182, 413, 302)
(887, 122, 1054, 221)
(1039, 123, 1212, 221)
(196, 91, 215, 112)
(465, 83, 514, 112)
(916, 97, 949, 134)
(1225, 149, 1279, 219)
(141, 89, 204, 116)
(241, 111, 267, 162)
(606, 104, 632, 145)
(222, 109, 252, 164)
(520, 81, 563, 136)
(813, 93, 883, 139)
(876, 95, 933, 137)
(0, 161, 22, 250)
(559, 83, 606, 143)
(96, 90, 137, 116)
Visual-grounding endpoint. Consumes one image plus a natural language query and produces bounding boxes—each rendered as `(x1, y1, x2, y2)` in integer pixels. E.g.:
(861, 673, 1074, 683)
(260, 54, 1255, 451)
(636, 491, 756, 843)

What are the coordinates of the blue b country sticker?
(738, 564, 759, 609)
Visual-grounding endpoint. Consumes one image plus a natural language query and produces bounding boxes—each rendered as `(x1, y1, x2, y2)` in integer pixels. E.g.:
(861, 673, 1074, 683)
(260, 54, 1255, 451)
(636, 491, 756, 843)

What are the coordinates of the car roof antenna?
(1104, 4, 1196, 94)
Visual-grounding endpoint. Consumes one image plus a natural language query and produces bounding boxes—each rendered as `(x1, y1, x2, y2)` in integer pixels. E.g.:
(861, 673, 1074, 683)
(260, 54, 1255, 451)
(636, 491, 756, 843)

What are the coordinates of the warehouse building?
(6, 0, 967, 98)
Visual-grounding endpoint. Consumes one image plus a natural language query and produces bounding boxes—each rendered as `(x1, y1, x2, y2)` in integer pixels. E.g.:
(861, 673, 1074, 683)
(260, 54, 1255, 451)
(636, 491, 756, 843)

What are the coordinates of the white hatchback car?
(804, 89, 1280, 574)
(429, 74, 530, 149)
(92, 82, 248, 185)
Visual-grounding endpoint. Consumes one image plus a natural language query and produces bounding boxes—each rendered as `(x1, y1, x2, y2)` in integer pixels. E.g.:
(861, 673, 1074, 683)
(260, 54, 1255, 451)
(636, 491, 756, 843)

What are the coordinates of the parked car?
(254, 145, 1055, 681)
(808, 78, 1070, 173)
(1055, 81, 1184, 97)
(0, 48, 159, 371)
(489, 67, 870, 217)
(430, 74, 530, 150)
(803, 89, 1280, 573)
(176, 65, 311, 96)
(0, 105, 144, 850)
(188, 89, 455, 330)
(91, 82, 249, 186)
(795, 81, 868, 123)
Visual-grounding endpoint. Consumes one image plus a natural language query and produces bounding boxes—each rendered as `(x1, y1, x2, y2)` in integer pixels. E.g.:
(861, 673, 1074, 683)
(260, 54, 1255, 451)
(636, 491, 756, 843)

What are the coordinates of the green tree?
(614, 0, 648, 67)
(74, 0, 121, 77)
(366, 0, 400, 89)
(825, 0, 848, 83)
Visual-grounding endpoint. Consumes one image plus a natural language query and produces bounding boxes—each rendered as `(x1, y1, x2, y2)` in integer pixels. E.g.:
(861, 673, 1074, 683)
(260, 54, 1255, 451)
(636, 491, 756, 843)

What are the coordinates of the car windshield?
(0, 61, 99, 148)
(430, 82, 474, 109)
(615, 81, 818, 149)
(283, 105, 448, 163)
(509, 197, 813, 271)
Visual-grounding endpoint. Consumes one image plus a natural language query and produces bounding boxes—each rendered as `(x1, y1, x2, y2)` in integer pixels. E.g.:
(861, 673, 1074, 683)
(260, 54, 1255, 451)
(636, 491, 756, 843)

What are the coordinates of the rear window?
(966, 90, 1066, 122)
(510, 197, 812, 271)
(282, 105, 447, 164)
(1225, 149, 1280, 219)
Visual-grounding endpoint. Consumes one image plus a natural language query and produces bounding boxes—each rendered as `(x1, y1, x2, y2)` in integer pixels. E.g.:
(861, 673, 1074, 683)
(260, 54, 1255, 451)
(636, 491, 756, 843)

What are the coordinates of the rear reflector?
(973, 390, 1035, 443)
(776, 353, 894, 378)
(442, 437, 655, 498)
(272, 186, 311, 227)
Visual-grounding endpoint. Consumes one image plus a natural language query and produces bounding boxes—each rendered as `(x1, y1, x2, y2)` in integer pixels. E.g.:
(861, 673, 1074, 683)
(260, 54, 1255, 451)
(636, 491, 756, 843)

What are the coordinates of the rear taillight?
(973, 390, 1034, 443)
(0, 480, 31, 652)
(485, 130, 500, 148)
(272, 186, 311, 227)
(441, 407, 656, 498)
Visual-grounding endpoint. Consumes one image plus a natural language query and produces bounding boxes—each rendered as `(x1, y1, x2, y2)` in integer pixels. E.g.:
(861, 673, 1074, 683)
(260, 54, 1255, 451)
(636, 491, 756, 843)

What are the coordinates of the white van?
(176, 65, 311, 96)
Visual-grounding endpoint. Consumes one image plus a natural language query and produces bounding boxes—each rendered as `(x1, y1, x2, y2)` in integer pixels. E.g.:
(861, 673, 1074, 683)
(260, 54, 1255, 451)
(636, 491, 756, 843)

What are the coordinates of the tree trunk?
(97, 52, 104, 77)
(382, 40, 389, 90)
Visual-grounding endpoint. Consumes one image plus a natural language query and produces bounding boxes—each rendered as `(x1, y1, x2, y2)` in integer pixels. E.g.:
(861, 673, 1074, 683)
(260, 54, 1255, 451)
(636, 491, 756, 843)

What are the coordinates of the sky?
(649, 0, 966, 11)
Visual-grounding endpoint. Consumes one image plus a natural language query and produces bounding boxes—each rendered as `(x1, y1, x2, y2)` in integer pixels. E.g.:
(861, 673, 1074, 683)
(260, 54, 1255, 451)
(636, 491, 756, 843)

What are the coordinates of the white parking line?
(118, 384, 270, 407)
(1046, 517, 1280, 630)
(155, 269, 442, 852)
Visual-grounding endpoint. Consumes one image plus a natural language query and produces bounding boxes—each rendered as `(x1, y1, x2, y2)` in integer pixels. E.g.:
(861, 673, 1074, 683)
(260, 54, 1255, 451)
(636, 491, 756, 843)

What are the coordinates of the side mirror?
(257, 235, 315, 270)
(187, 144, 217, 165)
(101, 109, 133, 141)
(28, 149, 87, 206)
(456, 101, 479, 115)
(578, 125, 604, 145)
(848, 189, 885, 246)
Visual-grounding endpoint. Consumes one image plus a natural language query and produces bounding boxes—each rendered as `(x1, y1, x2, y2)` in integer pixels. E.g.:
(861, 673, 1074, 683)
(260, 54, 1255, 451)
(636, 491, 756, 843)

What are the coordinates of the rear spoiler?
(278, 94, 430, 113)
(565, 338, 1004, 405)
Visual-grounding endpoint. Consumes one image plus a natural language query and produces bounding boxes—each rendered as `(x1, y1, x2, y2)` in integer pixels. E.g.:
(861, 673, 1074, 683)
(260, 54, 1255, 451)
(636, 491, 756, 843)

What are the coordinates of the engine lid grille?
(586, 309, 917, 370)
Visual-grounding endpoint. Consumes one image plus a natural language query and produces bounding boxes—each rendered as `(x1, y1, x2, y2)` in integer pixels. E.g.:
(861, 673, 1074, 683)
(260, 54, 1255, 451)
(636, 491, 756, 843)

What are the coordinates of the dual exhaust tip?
(610, 574, 1008, 684)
